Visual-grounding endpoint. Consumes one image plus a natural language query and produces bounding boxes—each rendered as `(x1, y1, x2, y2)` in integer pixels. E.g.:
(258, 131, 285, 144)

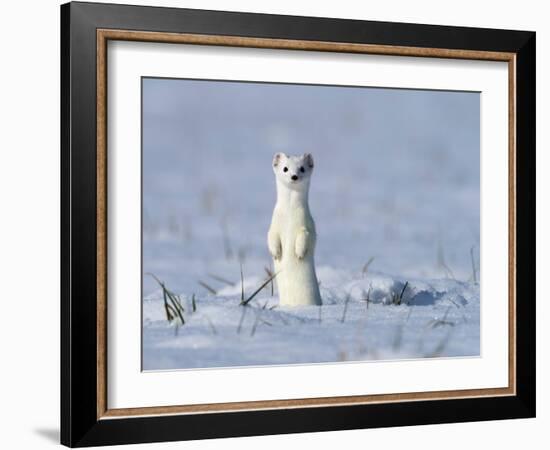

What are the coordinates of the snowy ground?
(143, 269, 479, 370)
(142, 78, 480, 370)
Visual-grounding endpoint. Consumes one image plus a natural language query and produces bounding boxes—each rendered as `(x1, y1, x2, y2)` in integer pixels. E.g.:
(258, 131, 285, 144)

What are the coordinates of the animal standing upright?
(268, 153, 322, 307)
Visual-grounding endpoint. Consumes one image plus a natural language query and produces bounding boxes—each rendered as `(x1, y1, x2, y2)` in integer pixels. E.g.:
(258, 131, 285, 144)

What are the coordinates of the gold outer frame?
(96, 29, 516, 420)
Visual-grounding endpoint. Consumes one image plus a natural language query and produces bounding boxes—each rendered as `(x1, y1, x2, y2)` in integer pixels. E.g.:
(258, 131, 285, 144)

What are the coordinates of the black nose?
(291, 175, 298, 181)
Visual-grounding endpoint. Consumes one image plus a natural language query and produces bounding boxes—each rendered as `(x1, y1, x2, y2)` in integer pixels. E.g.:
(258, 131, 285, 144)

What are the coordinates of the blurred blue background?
(142, 78, 479, 294)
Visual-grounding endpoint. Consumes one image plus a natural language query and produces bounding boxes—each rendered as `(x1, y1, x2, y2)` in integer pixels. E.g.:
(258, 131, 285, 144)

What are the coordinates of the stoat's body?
(267, 153, 322, 307)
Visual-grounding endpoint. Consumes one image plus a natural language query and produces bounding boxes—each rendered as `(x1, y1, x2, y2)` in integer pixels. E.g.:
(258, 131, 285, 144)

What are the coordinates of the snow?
(141, 78, 480, 370)
(143, 269, 479, 370)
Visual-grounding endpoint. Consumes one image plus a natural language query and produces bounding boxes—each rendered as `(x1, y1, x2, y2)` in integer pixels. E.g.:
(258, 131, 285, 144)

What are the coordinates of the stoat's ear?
(272, 152, 286, 167)
(304, 153, 314, 169)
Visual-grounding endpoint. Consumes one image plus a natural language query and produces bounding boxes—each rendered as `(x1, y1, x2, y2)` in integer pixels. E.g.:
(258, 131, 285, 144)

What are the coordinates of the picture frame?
(60, 1, 535, 447)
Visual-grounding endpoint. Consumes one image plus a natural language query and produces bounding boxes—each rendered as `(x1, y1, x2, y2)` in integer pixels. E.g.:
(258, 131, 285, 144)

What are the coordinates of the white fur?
(268, 153, 322, 307)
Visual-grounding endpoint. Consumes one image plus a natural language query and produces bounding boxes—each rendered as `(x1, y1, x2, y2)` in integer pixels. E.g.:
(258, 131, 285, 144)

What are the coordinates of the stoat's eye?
(283, 167, 288, 172)
(300, 166, 305, 173)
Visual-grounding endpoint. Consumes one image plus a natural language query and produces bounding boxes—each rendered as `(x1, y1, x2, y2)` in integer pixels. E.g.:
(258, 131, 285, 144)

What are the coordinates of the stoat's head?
(272, 153, 315, 190)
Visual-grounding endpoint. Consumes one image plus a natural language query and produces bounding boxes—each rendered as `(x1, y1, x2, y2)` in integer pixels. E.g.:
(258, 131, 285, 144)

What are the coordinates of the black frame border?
(61, 1, 535, 447)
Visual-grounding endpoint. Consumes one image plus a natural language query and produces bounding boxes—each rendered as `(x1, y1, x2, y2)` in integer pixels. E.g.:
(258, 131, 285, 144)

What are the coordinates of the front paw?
(269, 242, 282, 260)
(295, 246, 307, 260)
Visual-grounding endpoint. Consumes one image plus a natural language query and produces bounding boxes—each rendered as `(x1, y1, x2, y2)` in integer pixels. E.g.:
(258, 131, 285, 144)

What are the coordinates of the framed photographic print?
(60, 1, 536, 447)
